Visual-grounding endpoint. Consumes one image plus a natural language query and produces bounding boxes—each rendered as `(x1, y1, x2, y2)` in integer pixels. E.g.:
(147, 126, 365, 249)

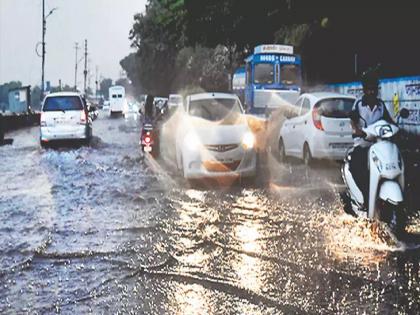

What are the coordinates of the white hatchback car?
(176, 93, 257, 180)
(40, 92, 92, 146)
(278, 92, 356, 164)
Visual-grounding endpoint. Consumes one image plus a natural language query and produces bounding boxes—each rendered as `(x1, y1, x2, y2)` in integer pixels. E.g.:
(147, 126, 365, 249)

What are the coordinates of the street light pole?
(74, 42, 79, 90)
(40, 0, 57, 100)
(41, 0, 45, 100)
(83, 39, 88, 95)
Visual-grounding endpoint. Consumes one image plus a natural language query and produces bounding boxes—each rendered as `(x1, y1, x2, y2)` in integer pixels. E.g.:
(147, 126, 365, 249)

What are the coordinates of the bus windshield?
(254, 63, 274, 84)
(280, 64, 300, 85)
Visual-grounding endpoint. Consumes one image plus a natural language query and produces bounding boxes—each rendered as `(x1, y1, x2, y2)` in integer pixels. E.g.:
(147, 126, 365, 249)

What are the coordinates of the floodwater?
(0, 111, 419, 314)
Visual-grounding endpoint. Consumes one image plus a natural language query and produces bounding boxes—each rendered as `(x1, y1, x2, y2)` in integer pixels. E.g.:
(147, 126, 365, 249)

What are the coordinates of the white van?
(40, 92, 92, 146)
(108, 85, 126, 114)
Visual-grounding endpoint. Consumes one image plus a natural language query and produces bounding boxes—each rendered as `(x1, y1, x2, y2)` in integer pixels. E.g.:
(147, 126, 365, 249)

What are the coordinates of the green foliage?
(99, 78, 113, 100)
(31, 86, 42, 110)
(123, 0, 420, 93)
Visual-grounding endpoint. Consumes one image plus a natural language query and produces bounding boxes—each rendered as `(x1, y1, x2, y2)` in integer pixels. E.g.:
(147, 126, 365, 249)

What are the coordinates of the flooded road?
(1, 111, 419, 314)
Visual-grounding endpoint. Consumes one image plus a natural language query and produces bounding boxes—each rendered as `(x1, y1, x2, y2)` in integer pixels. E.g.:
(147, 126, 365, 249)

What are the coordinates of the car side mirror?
(400, 108, 410, 119)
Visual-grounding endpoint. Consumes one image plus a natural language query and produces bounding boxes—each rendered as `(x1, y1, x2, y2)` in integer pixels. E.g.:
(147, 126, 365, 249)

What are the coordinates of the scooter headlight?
(242, 131, 255, 150)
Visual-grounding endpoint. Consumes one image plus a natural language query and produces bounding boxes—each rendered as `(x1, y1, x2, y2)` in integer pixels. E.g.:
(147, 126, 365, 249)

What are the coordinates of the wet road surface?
(1, 111, 419, 314)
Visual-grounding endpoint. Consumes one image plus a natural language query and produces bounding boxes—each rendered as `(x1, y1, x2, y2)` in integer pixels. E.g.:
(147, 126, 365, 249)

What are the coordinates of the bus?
(108, 85, 126, 114)
(233, 44, 302, 117)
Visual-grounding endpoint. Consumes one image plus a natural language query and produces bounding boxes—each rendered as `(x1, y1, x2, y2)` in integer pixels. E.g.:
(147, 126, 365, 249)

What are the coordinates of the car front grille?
(205, 144, 239, 153)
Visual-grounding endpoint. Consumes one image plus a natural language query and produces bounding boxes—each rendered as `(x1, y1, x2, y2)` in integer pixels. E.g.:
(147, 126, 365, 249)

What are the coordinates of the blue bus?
(233, 44, 302, 116)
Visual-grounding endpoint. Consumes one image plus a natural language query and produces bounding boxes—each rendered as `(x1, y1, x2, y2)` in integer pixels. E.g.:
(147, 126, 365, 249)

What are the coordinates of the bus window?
(276, 64, 280, 83)
(280, 64, 300, 85)
(254, 63, 274, 84)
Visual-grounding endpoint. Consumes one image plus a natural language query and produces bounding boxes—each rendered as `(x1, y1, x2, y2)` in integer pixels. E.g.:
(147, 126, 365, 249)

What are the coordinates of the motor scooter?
(342, 109, 410, 233)
(140, 123, 159, 157)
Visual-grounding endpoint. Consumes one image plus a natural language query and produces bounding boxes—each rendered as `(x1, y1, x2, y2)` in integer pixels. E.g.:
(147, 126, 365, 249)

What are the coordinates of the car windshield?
(43, 96, 84, 111)
(188, 98, 242, 121)
(280, 64, 300, 85)
(254, 63, 274, 84)
(316, 98, 354, 118)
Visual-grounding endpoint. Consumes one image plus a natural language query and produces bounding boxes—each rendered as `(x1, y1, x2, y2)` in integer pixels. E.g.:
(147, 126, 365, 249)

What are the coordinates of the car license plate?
(144, 146, 152, 152)
(330, 143, 352, 150)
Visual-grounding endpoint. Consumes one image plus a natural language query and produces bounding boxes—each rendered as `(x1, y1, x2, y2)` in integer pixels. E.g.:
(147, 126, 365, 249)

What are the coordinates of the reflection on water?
(174, 283, 212, 315)
(234, 224, 263, 290)
(325, 213, 404, 266)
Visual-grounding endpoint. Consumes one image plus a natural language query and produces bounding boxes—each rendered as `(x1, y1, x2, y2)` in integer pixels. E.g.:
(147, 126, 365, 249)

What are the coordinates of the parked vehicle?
(40, 92, 92, 146)
(278, 92, 356, 164)
(102, 100, 110, 111)
(176, 93, 257, 181)
(108, 85, 126, 115)
(341, 109, 410, 234)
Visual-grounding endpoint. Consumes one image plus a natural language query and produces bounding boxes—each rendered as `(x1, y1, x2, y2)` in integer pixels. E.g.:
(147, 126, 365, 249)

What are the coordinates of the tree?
(31, 86, 42, 110)
(99, 78, 113, 100)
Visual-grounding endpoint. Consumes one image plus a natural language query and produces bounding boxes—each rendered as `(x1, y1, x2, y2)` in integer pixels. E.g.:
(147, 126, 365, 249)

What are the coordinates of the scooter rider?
(349, 68, 394, 209)
(142, 94, 156, 124)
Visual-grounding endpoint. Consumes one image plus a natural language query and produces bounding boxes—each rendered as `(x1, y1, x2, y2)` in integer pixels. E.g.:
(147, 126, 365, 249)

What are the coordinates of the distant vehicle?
(102, 100, 110, 111)
(233, 44, 302, 118)
(168, 94, 183, 110)
(40, 92, 92, 146)
(108, 85, 126, 115)
(86, 101, 99, 121)
(176, 92, 257, 181)
(278, 92, 356, 164)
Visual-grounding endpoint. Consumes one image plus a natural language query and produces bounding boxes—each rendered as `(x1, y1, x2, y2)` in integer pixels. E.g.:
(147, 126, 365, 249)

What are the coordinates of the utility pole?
(40, 1, 57, 100)
(74, 42, 79, 91)
(95, 66, 99, 100)
(41, 0, 45, 99)
(83, 39, 88, 95)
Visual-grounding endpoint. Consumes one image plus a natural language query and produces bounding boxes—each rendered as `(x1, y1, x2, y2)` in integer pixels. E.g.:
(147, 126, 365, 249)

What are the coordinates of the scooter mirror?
(400, 108, 410, 119)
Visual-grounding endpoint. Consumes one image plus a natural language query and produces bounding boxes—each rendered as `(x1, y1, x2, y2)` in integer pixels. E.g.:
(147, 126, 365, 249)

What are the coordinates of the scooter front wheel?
(379, 201, 406, 236)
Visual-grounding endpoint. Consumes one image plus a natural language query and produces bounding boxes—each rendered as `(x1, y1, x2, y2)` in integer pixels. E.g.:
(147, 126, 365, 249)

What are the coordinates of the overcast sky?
(0, 0, 146, 88)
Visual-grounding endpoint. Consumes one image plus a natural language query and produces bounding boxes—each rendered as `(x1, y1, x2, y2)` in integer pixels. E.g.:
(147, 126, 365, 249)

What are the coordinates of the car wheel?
(303, 143, 313, 166)
(40, 140, 47, 148)
(278, 138, 286, 163)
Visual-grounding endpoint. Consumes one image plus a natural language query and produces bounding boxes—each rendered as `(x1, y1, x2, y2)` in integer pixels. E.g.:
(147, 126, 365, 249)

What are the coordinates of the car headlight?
(185, 132, 201, 151)
(242, 131, 255, 149)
